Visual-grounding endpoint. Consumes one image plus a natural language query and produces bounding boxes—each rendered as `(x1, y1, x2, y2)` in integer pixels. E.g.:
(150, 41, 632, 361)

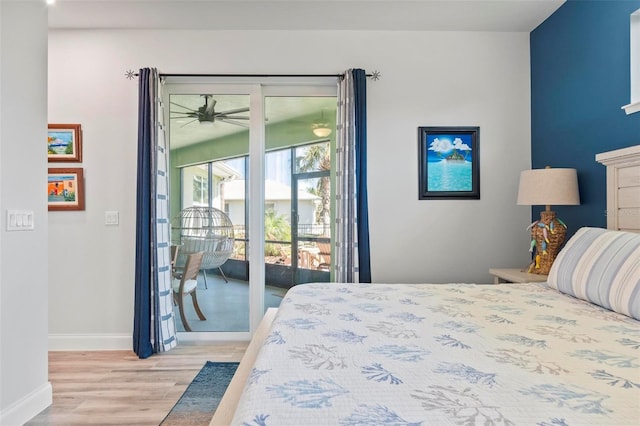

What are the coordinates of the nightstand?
(489, 268, 548, 284)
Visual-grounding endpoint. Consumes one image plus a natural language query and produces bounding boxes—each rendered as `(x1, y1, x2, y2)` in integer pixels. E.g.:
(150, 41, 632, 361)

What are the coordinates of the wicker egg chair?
(171, 206, 235, 287)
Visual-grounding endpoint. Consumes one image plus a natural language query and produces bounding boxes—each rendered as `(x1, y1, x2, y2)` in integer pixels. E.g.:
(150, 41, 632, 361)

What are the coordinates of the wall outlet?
(105, 211, 119, 225)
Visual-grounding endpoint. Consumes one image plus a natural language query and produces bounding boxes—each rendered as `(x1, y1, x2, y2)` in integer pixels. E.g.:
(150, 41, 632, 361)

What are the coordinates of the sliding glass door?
(166, 81, 336, 339)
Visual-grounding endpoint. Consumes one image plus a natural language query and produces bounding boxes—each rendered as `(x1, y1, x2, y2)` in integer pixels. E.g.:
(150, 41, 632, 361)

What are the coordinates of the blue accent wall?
(531, 0, 640, 237)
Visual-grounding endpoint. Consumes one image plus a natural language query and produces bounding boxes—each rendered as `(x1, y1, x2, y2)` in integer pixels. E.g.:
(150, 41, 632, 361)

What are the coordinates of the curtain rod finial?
(370, 70, 381, 81)
(125, 69, 137, 80)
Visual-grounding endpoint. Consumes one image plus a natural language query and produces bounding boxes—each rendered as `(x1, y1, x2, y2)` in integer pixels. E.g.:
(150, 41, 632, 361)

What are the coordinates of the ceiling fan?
(170, 95, 249, 128)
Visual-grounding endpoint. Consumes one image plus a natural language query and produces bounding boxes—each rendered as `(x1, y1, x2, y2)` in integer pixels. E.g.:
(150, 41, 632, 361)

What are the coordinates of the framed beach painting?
(48, 124, 82, 162)
(48, 168, 85, 211)
(418, 126, 480, 200)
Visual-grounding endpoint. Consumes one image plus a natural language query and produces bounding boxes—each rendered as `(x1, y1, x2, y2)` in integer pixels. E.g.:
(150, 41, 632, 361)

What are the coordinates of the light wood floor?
(26, 342, 249, 425)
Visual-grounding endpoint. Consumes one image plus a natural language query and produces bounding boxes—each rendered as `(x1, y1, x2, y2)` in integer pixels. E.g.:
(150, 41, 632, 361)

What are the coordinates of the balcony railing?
(229, 224, 330, 271)
(232, 223, 328, 238)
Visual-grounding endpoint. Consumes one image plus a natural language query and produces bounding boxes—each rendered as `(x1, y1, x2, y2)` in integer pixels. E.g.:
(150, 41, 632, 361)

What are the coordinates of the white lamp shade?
(517, 168, 580, 206)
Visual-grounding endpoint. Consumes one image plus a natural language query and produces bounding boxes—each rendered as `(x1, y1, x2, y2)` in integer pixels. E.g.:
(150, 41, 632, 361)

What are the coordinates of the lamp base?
(527, 211, 567, 275)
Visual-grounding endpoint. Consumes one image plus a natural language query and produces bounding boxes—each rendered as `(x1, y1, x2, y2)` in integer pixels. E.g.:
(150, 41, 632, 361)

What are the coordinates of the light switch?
(105, 211, 119, 225)
(7, 210, 34, 231)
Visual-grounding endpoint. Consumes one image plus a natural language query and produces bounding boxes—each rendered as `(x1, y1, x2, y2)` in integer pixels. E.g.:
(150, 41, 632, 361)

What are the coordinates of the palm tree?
(298, 142, 331, 236)
(264, 208, 291, 257)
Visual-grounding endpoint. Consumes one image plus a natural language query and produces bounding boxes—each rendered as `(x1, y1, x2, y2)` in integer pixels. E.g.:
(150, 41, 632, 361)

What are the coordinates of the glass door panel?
(263, 148, 292, 307)
(168, 91, 250, 334)
(264, 96, 335, 303)
(294, 174, 331, 284)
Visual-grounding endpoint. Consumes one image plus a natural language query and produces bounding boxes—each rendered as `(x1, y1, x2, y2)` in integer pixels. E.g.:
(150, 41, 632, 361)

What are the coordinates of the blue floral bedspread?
(231, 283, 640, 425)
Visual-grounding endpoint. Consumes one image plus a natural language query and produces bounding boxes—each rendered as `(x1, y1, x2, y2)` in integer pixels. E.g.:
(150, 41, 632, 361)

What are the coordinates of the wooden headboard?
(596, 145, 640, 232)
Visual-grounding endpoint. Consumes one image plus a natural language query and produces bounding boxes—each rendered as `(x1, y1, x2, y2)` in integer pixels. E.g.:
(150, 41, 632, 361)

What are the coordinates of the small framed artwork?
(48, 124, 82, 162)
(48, 168, 85, 211)
(418, 126, 480, 200)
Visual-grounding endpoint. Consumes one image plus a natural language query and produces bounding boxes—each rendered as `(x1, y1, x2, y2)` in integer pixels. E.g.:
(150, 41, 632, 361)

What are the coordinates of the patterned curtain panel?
(335, 69, 372, 283)
(133, 68, 177, 359)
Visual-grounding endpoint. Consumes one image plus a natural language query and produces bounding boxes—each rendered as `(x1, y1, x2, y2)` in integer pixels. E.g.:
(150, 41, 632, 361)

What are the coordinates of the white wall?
(0, 1, 52, 424)
(48, 29, 533, 347)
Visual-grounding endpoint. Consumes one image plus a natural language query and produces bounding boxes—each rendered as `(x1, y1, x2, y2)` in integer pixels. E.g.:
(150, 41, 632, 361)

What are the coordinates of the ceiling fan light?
(199, 119, 214, 126)
(313, 127, 332, 138)
(312, 108, 332, 138)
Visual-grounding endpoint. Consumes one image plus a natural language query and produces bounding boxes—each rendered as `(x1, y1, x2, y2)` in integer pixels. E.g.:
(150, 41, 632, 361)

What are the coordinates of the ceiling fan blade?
(171, 112, 198, 118)
(216, 107, 250, 116)
(217, 115, 249, 120)
(218, 118, 249, 128)
(169, 101, 197, 112)
(204, 97, 216, 116)
(180, 119, 200, 128)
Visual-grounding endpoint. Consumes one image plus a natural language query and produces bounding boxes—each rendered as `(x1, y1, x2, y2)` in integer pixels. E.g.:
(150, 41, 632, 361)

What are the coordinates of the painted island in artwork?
(426, 134, 473, 192)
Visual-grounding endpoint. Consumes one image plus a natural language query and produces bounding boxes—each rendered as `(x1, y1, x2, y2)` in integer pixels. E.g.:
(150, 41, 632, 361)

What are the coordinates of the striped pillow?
(547, 227, 640, 320)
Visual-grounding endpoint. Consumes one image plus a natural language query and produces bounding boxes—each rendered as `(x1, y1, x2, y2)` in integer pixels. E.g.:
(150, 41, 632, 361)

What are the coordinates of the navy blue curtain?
(353, 69, 371, 283)
(133, 68, 153, 359)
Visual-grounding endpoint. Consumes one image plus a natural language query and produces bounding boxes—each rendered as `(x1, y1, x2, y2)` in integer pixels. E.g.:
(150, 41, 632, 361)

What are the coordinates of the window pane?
(264, 96, 335, 152)
(170, 94, 250, 154)
(297, 176, 330, 239)
(213, 156, 246, 260)
(295, 141, 331, 174)
(182, 164, 209, 208)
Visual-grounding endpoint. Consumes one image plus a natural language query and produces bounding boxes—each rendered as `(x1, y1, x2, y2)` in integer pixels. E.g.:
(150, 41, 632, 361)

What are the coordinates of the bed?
(211, 146, 640, 425)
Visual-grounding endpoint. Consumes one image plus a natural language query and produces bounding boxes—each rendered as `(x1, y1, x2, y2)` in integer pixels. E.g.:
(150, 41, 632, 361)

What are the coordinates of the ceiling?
(48, 0, 564, 32)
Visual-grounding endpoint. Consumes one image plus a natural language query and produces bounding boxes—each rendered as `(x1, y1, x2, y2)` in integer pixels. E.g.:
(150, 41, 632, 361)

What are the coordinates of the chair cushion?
(547, 227, 640, 320)
(172, 278, 198, 294)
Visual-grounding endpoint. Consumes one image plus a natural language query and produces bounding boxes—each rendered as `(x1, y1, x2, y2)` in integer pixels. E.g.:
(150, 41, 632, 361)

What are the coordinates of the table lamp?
(517, 167, 580, 275)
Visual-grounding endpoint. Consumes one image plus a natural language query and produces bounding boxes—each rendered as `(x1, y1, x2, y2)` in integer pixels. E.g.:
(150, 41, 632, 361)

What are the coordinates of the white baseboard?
(48, 334, 131, 351)
(0, 382, 52, 426)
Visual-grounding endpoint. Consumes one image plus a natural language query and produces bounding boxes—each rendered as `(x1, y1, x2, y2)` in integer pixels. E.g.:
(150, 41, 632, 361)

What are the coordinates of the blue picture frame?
(418, 126, 480, 200)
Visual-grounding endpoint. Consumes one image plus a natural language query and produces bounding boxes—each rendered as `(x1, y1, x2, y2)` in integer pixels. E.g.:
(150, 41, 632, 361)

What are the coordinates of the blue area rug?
(161, 361, 239, 425)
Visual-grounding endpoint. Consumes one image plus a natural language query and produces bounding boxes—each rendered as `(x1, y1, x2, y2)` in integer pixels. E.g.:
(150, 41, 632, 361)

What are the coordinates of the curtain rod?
(125, 70, 381, 80)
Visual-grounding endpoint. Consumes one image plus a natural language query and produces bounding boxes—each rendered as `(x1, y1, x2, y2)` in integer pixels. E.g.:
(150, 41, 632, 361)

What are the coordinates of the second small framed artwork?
(48, 168, 85, 211)
(418, 126, 480, 200)
(48, 124, 82, 162)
